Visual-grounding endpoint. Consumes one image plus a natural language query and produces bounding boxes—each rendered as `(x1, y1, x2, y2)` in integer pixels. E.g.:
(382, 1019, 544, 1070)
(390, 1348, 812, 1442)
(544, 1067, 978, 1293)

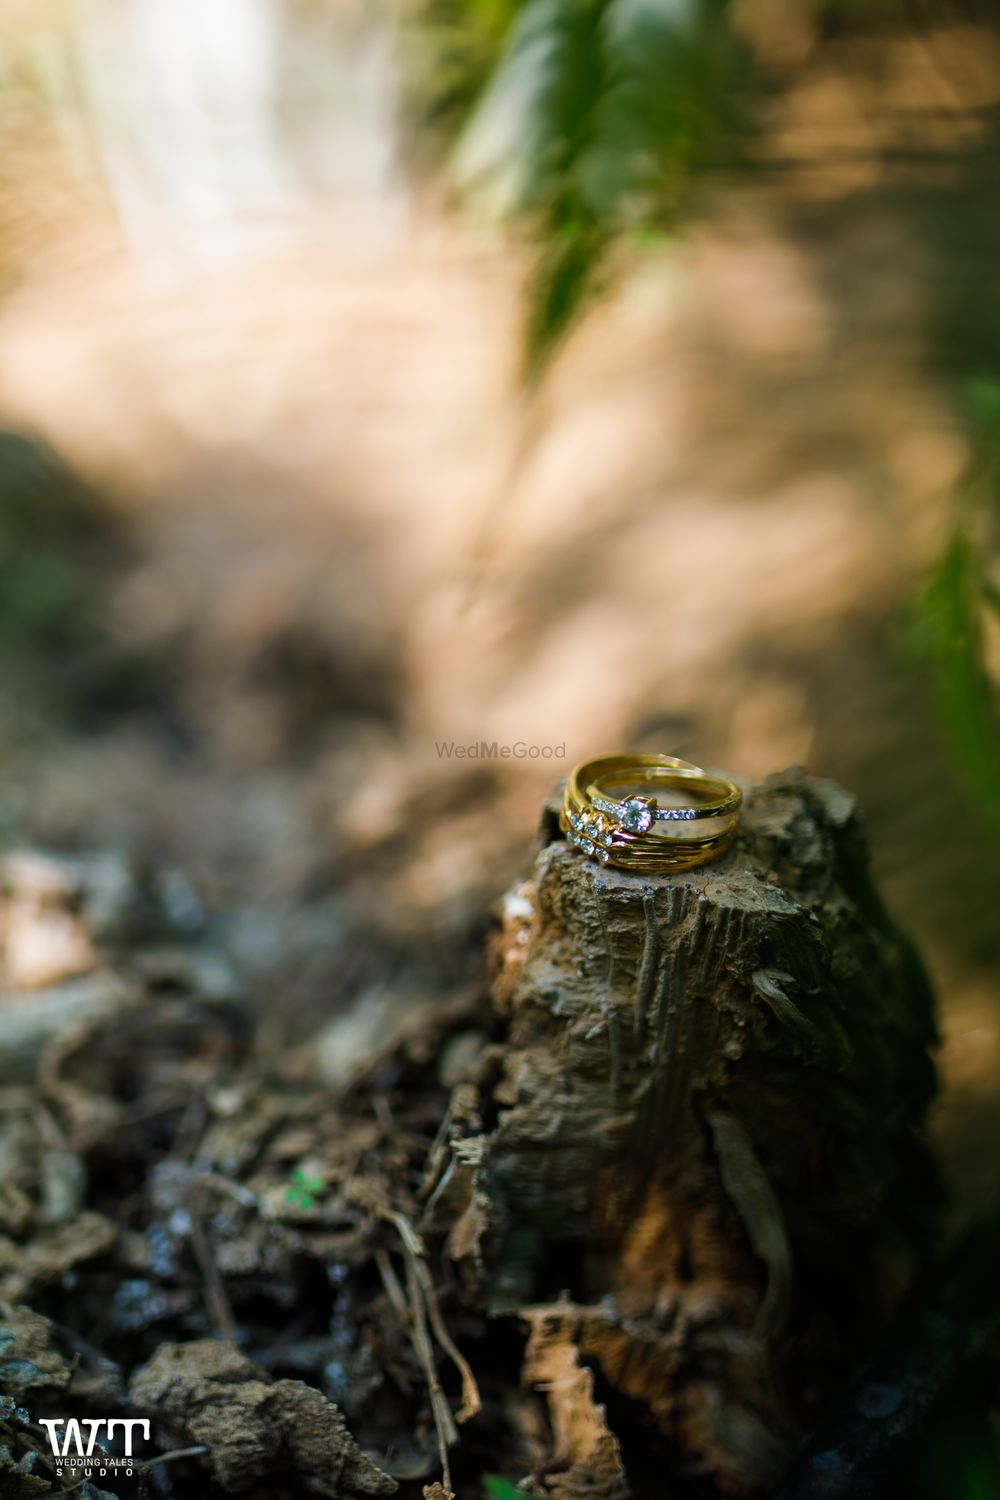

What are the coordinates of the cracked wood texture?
(430, 768, 940, 1499)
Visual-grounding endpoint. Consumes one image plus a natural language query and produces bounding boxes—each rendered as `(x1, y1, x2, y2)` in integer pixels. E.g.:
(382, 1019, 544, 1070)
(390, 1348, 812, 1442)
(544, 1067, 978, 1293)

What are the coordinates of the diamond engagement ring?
(560, 753, 742, 872)
(589, 765, 741, 828)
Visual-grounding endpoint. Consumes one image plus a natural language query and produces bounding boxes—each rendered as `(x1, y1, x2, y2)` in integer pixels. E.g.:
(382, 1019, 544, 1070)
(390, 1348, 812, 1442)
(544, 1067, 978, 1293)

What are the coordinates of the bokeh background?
(1, 0, 998, 1220)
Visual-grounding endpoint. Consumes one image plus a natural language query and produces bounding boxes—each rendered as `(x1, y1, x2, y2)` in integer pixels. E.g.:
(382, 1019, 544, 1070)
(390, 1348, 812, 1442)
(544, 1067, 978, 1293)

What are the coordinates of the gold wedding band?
(560, 753, 741, 872)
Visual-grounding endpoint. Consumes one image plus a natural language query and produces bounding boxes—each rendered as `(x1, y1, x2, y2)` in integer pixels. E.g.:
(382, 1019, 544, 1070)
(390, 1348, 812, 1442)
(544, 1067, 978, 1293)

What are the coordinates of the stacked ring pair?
(560, 753, 741, 872)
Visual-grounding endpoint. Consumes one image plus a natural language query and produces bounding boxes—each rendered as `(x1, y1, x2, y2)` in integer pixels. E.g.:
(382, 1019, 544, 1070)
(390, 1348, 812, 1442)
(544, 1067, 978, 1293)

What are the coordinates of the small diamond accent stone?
(596, 847, 610, 865)
(619, 797, 653, 834)
(580, 839, 595, 856)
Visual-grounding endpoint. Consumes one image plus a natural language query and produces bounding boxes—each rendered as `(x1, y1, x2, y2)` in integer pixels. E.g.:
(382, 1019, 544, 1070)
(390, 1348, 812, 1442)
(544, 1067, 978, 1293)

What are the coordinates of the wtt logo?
(39, 1417, 150, 1458)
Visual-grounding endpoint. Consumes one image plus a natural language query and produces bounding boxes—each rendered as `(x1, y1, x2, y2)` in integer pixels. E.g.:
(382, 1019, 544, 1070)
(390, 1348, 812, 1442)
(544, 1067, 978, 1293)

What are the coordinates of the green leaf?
(962, 375, 1000, 438)
(452, 0, 752, 376)
(400, 0, 522, 140)
(483, 1476, 530, 1500)
(524, 215, 610, 377)
(911, 529, 1000, 831)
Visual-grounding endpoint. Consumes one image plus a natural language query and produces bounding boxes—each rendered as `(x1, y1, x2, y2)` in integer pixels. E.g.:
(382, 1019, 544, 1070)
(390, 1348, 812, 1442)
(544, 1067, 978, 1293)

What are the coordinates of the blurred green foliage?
(911, 379, 1000, 831)
(0, 429, 105, 651)
(913, 529, 1000, 831)
(908, 1406, 1000, 1500)
(401, 0, 521, 139)
(0, 429, 158, 727)
(410, 0, 752, 377)
(483, 1476, 530, 1500)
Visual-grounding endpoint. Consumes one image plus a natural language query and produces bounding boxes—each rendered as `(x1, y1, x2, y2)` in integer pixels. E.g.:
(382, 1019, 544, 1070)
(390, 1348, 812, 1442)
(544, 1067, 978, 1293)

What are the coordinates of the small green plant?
(483, 1476, 530, 1500)
(285, 1168, 326, 1211)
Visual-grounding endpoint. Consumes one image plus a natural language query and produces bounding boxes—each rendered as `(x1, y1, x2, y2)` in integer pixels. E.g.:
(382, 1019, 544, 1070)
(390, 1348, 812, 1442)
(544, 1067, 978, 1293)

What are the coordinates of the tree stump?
(424, 768, 940, 1497)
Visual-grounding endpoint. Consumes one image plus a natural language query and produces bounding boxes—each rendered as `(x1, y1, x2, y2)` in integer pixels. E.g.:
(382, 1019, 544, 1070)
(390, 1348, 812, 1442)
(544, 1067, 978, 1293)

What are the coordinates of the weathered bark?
(424, 768, 940, 1497)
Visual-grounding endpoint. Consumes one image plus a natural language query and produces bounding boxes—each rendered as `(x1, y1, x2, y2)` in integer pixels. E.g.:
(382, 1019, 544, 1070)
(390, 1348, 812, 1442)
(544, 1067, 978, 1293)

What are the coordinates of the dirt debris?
(129, 1340, 397, 1496)
(521, 1308, 630, 1500)
(0, 1213, 116, 1304)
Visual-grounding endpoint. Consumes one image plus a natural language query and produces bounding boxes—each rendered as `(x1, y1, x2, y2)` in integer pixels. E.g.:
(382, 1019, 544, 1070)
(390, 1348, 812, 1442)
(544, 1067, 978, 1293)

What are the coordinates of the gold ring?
(560, 753, 741, 872)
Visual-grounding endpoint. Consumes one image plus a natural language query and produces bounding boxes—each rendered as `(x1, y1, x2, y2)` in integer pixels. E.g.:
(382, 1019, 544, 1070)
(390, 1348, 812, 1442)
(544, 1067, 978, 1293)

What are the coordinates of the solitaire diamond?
(619, 797, 654, 834)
